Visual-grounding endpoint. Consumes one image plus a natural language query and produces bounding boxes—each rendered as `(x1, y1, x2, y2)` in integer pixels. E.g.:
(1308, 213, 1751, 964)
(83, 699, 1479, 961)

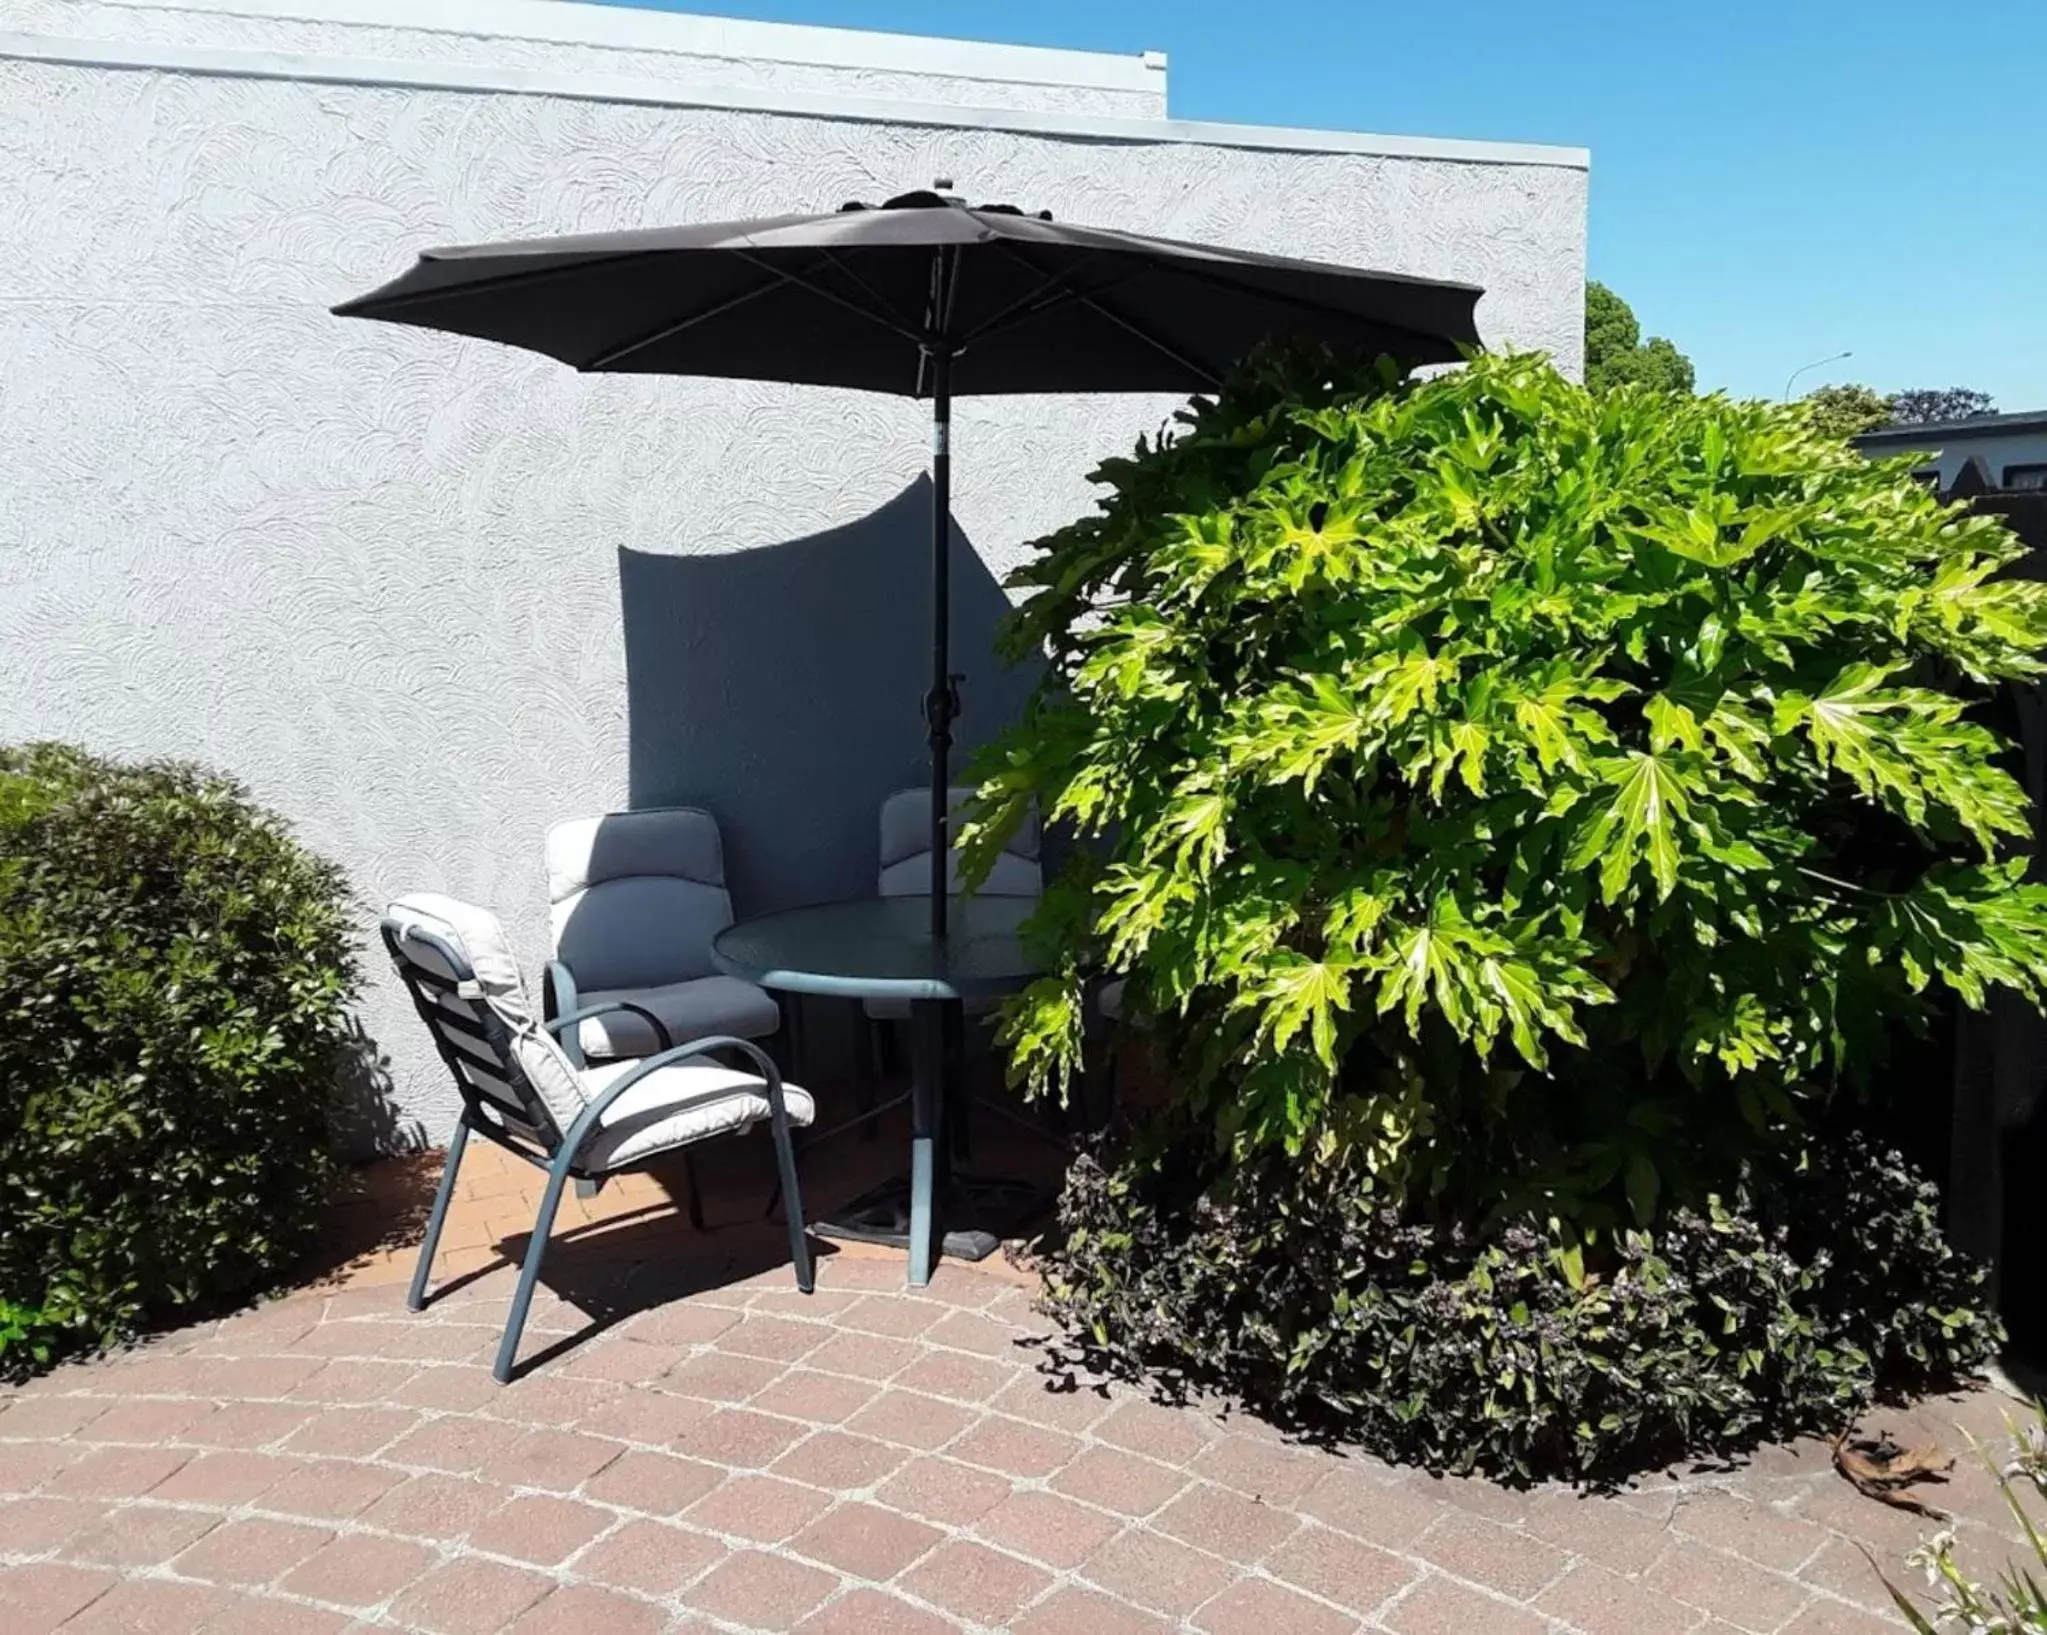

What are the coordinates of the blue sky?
(598, 0, 2045, 408)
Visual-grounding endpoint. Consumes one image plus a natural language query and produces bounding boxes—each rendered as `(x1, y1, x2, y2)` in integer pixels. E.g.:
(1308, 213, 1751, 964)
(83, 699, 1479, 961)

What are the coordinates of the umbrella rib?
(335, 249, 669, 316)
(986, 240, 1222, 388)
(581, 252, 923, 371)
(1155, 257, 1471, 353)
(734, 251, 926, 345)
(954, 263, 1146, 349)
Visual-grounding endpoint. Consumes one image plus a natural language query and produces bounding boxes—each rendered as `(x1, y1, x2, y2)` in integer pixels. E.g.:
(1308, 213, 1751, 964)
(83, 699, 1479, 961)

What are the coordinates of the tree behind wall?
(1888, 386, 1997, 425)
(1584, 281, 1695, 396)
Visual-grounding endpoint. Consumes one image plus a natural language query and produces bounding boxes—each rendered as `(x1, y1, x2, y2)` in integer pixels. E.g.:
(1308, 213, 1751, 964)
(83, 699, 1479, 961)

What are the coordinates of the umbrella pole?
(926, 344, 954, 942)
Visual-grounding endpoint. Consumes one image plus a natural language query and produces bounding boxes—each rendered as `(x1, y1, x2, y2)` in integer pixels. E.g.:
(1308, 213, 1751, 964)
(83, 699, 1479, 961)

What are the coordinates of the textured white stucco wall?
(0, 18, 1587, 1146)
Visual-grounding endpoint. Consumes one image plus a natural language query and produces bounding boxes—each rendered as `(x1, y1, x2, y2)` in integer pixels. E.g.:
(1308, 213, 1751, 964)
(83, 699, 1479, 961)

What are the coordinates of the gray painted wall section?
(0, 28, 1587, 1145)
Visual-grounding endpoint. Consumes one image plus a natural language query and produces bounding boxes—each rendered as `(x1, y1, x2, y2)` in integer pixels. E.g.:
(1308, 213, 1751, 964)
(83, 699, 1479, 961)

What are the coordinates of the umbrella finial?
(933, 176, 954, 191)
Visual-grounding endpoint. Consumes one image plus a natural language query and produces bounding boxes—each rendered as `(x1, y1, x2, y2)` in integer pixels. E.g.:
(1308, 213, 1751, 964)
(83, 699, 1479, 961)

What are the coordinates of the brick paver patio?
(1, 1134, 2032, 1633)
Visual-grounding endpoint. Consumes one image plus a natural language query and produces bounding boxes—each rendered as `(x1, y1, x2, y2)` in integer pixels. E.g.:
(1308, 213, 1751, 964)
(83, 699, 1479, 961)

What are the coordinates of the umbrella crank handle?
(923, 673, 964, 749)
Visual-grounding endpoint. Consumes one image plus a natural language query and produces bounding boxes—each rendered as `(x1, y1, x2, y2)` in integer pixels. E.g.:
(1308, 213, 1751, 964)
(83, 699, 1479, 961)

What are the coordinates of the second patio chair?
(382, 892, 813, 1383)
(543, 808, 783, 1068)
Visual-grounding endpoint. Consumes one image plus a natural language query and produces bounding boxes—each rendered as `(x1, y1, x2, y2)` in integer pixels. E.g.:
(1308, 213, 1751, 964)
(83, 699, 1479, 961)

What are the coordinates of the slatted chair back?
(380, 893, 590, 1154)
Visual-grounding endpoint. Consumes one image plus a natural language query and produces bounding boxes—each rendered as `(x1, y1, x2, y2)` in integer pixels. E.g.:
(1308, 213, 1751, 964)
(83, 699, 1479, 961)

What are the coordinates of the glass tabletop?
(710, 895, 1043, 1001)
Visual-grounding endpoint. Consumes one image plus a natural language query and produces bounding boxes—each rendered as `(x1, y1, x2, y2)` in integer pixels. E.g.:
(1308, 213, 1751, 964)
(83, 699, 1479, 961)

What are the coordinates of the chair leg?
(407, 1119, 470, 1314)
(767, 1110, 814, 1295)
(682, 1149, 707, 1231)
(493, 1156, 572, 1384)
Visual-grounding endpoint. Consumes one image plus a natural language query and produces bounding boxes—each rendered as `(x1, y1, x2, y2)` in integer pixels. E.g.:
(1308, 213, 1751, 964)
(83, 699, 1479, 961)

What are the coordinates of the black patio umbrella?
(336, 188, 1483, 936)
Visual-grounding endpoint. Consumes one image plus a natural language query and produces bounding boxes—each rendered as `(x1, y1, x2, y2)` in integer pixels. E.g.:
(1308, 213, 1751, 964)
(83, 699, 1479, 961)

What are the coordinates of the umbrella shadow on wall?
(618, 476, 1041, 925)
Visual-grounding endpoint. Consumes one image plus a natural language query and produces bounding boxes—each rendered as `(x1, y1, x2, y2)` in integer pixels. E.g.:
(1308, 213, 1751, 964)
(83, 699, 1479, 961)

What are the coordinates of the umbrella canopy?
(334, 190, 1481, 392)
(336, 190, 1484, 933)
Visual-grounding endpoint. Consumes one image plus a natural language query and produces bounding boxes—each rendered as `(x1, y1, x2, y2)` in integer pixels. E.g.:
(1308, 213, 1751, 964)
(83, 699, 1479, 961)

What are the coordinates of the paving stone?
(837, 1295, 945, 1341)
(580, 1450, 724, 1515)
(841, 1388, 976, 1451)
(1154, 1481, 1301, 1564)
(575, 1388, 714, 1447)
(256, 1459, 404, 1521)
(62, 1575, 231, 1631)
(181, 1402, 319, 1451)
(1051, 1445, 1190, 1518)
(975, 1488, 1123, 1568)
(466, 1493, 612, 1564)
(800, 1331, 921, 1383)
(897, 1538, 1054, 1627)
(792, 1586, 959, 1634)
(871, 1456, 1016, 1526)
(1671, 1489, 1831, 1573)
(383, 1415, 526, 1474)
(685, 1548, 837, 1630)
(509, 1582, 669, 1635)
(987, 1374, 1116, 1435)
(201, 1595, 355, 1635)
(278, 1406, 419, 1459)
(790, 1501, 944, 1579)
(145, 1451, 297, 1506)
(1094, 1399, 1222, 1465)
(1414, 1510, 1568, 1601)
(169, 1518, 335, 1587)
(661, 1350, 774, 1404)
(0, 1561, 117, 1633)
(359, 1472, 504, 1541)
(1644, 1540, 1812, 1632)
(1380, 1574, 1550, 1635)
(1775, 1597, 1901, 1634)
(722, 1315, 832, 1363)
(685, 1473, 832, 1543)
(45, 1443, 193, 1501)
(0, 1395, 110, 1441)
(1009, 1586, 1178, 1635)
(0, 1440, 76, 1495)
(71, 1397, 217, 1446)
(277, 1531, 437, 1607)
(1192, 1575, 1358, 1635)
(750, 1369, 883, 1428)
(574, 1518, 723, 1596)
(1523, 1486, 1676, 1576)
(771, 1429, 909, 1490)
(62, 1503, 222, 1567)
(0, 1495, 110, 1555)
(1264, 1522, 1417, 1616)
(889, 1349, 1012, 1403)
(1081, 1526, 1239, 1619)
(493, 1428, 622, 1490)
(1535, 1560, 1704, 1635)
(388, 1557, 556, 1634)
(1188, 1432, 1327, 1506)
(944, 1417, 1079, 1479)
(679, 1409, 811, 1469)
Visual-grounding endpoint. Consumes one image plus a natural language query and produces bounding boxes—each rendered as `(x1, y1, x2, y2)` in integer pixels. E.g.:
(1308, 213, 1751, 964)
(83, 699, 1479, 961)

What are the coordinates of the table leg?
(907, 997, 945, 1287)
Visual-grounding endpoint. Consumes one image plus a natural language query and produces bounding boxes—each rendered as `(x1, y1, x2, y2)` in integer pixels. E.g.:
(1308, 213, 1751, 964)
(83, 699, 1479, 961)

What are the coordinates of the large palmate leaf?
(967, 344, 2047, 1226)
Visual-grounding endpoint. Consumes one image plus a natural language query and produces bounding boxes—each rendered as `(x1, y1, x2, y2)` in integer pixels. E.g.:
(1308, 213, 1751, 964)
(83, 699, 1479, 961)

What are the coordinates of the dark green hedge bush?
(1034, 1125, 2000, 1483)
(0, 743, 358, 1371)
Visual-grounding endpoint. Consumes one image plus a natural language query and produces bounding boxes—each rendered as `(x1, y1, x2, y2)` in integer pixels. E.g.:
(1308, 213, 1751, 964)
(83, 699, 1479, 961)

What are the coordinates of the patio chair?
(857, 787, 1041, 1139)
(543, 808, 783, 1067)
(380, 892, 813, 1383)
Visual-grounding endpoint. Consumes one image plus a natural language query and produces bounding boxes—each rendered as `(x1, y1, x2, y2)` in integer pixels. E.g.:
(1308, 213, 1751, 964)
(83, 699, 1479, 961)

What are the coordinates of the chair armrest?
(543, 960, 578, 1064)
(540, 998, 675, 1064)
(558, 1034, 797, 1170)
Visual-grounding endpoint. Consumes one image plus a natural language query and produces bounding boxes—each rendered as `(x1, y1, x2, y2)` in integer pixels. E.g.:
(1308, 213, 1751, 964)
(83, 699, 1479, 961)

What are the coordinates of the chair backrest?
(546, 808, 735, 990)
(877, 785, 1041, 898)
(381, 893, 589, 1146)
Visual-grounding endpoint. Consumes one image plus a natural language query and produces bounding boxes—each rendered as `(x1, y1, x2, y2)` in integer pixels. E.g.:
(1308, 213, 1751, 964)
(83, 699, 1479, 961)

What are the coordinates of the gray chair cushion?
(575, 975, 783, 1060)
(547, 810, 735, 991)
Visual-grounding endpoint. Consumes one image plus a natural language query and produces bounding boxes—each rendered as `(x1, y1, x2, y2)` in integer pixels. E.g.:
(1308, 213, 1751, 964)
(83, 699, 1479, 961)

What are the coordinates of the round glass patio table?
(710, 895, 1043, 1285)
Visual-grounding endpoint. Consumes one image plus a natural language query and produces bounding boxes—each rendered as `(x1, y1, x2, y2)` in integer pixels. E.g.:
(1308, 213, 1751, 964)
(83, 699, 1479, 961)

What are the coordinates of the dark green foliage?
(0, 743, 358, 1372)
(1888, 388, 1997, 427)
(1584, 281, 1696, 397)
(1036, 1127, 2000, 1482)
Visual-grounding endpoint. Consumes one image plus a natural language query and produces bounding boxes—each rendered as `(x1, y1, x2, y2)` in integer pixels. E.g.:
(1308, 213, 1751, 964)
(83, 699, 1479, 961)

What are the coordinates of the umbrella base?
(816, 1172, 1042, 1263)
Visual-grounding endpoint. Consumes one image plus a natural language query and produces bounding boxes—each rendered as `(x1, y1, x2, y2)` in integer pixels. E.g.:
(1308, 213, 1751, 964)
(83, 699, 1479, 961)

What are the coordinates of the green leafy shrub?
(0, 743, 358, 1369)
(1035, 1127, 1999, 1482)
(1881, 1397, 2047, 1632)
(967, 346, 2047, 1228)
